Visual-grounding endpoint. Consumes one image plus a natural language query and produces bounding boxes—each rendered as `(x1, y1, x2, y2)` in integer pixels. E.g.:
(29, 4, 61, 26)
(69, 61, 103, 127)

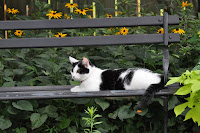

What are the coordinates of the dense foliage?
(0, 0, 199, 132)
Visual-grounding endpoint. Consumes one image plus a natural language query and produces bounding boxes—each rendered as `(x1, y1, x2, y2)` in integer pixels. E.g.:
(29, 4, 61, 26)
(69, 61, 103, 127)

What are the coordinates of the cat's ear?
(69, 56, 79, 64)
(82, 57, 89, 68)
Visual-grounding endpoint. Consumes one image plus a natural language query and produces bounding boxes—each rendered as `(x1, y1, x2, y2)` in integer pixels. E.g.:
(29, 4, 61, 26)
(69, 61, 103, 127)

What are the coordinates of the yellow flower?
(116, 32, 121, 35)
(46, 10, 62, 19)
(198, 31, 200, 37)
(106, 14, 112, 18)
(104, 34, 109, 36)
(7, 8, 19, 14)
(172, 28, 185, 35)
(64, 13, 70, 19)
(14, 30, 23, 37)
(84, 8, 93, 11)
(157, 28, 164, 34)
(120, 27, 129, 35)
(54, 32, 67, 38)
(74, 8, 87, 15)
(115, 11, 122, 15)
(181, 1, 192, 8)
(0, 37, 2, 39)
(109, 27, 114, 31)
(88, 15, 92, 19)
(65, 3, 78, 8)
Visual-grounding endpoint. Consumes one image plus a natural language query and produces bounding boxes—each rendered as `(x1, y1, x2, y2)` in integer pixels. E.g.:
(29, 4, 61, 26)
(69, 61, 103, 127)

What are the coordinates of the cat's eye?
(77, 69, 80, 73)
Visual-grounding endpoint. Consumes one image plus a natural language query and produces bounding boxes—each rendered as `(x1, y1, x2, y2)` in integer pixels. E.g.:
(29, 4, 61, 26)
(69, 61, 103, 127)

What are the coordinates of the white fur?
(69, 56, 78, 64)
(71, 67, 104, 92)
(124, 69, 161, 90)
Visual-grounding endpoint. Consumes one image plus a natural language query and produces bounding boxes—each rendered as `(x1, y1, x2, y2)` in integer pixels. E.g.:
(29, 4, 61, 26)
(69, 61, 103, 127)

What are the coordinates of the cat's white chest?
(71, 68, 103, 92)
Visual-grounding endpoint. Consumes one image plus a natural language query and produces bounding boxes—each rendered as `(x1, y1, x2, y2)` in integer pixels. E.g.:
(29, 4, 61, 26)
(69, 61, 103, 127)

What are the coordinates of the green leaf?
(12, 100, 33, 111)
(0, 116, 12, 130)
(94, 98, 110, 111)
(174, 102, 188, 117)
(108, 109, 119, 119)
(59, 118, 71, 130)
(118, 103, 135, 121)
(7, 106, 19, 115)
(174, 85, 191, 95)
(191, 81, 200, 92)
(3, 82, 15, 87)
(69, 80, 80, 85)
(168, 96, 179, 110)
(136, 108, 148, 116)
(184, 108, 194, 121)
(68, 126, 77, 133)
(30, 113, 48, 130)
(166, 77, 182, 86)
(43, 105, 58, 118)
(15, 127, 27, 133)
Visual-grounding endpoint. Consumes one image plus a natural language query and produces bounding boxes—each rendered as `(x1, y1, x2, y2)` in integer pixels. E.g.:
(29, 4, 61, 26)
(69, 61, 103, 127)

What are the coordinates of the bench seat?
(0, 83, 179, 100)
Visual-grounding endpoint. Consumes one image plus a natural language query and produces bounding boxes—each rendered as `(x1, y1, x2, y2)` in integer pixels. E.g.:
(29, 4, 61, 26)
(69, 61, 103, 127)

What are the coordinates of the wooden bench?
(0, 12, 180, 133)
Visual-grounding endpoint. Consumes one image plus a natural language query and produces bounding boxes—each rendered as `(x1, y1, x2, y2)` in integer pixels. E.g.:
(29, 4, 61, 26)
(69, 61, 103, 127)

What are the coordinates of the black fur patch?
(78, 62, 89, 74)
(71, 59, 93, 74)
(124, 71, 134, 85)
(100, 69, 127, 90)
(71, 62, 79, 72)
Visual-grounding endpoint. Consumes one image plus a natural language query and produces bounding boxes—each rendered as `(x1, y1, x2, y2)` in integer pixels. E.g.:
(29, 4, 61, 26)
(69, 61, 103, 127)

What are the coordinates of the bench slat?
(0, 33, 180, 49)
(0, 84, 179, 100)
(0, 88, 178, 100)
(0, 15, 179, 30)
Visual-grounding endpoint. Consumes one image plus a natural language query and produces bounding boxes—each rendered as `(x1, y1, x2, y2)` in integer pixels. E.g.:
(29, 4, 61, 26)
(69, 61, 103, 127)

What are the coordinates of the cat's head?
(69, 56, 93, 81)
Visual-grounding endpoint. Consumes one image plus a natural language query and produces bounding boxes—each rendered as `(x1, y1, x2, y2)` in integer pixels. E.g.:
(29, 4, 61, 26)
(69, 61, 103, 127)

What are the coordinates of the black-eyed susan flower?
(88, 15, 92, 19)
(172, 28, 185, 35)
(64, 13, 70, 19)
(74, 8, 87, 15)
(108, 27, 114, 31)
(116, 32, 121, 35)
(0, 37, 2, 39)
(84, 8, 93, 11)
(106, 14, 112, 18)
(7, 8, 19, 14)
(120, 27, 129, 35)
(181, 1, 192, 8)
(65, 3, 78, 8)
(54, 32, 67, 38)
(198, 31, 200, 38)
(14, 30, 23, 37)
(115, 11, 122, 16)
(46, 10, 62, 19)
(157, 28, 164, 34)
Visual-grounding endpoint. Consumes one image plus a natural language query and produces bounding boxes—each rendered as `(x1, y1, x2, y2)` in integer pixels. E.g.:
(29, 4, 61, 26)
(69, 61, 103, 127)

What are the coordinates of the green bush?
(0, 0, 199, 132)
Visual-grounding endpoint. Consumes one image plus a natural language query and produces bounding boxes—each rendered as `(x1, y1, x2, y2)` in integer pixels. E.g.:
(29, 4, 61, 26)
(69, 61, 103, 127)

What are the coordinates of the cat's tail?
(135, 75, 164, 111)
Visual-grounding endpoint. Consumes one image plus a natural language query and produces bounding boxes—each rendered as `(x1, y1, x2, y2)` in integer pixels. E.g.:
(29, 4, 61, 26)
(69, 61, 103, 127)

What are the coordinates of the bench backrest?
(0, 12, 180, 85)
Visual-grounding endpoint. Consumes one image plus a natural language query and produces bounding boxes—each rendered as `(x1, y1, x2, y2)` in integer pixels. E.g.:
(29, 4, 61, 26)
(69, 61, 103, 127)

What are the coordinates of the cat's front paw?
(70, 86, 83, 92)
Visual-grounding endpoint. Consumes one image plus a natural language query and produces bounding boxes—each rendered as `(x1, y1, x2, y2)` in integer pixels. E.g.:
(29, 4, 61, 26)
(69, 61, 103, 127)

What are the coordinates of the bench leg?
(162, 96, 168, 133)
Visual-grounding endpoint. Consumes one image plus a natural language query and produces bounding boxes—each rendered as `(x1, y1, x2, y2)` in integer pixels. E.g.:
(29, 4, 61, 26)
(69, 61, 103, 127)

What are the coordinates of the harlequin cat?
(69, 56, 164, 110)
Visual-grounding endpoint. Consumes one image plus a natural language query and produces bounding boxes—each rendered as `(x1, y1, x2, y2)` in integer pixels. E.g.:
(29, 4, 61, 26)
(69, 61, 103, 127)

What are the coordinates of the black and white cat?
(69, 56, 164, 110)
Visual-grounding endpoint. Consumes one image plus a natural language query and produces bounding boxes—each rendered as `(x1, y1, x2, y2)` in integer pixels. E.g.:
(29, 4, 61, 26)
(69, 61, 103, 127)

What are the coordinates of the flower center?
(59, 35, 61, 37)
(53, 13, 56, 15)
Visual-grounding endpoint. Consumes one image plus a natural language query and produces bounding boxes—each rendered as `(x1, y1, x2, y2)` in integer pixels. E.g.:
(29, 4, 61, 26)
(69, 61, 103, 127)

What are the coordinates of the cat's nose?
(72, 76, 75, 79)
